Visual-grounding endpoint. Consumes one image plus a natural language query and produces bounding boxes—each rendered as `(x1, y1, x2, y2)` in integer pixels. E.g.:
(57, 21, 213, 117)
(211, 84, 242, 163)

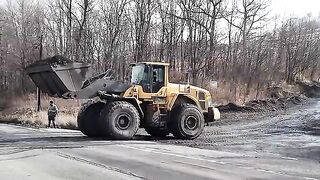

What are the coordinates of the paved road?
(0, 122, 319, 180)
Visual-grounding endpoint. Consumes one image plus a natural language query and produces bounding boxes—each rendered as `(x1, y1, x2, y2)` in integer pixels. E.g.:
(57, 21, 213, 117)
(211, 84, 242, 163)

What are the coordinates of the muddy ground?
(1, 96, 319, 165)
(144, 99, 320, 162)
(0, 99, 319, 179)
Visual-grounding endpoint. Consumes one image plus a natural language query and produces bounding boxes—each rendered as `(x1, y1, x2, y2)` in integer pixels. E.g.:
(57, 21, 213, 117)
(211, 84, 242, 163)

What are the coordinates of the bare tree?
(1, 0, 320, 103)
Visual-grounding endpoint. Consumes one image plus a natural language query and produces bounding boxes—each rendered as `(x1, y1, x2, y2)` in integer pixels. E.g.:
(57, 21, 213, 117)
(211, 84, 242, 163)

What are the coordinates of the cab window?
(152, 65, 165, 93)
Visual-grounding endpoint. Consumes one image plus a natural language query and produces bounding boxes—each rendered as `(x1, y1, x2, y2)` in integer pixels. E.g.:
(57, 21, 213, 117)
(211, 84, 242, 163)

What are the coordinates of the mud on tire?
(77, 100, 105, 137)
(99, 101, 140, 139)
(169, 103, 204, 140)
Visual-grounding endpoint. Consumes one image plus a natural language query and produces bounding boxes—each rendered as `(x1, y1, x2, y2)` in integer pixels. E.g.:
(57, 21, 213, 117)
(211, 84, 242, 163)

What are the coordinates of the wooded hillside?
(0, 0, 319, 103)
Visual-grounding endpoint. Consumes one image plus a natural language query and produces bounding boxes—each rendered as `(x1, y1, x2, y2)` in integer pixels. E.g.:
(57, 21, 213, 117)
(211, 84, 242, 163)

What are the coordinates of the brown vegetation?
(0, 94, 83, 129)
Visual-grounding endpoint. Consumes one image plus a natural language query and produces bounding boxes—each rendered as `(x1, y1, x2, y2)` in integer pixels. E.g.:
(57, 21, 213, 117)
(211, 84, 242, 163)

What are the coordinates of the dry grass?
(0, 94, 84, 129)
(208, 82, 259, 105)
(280, 82, 301, 94)
(168, 71, 269, 105)
(210, 81, 304, 105)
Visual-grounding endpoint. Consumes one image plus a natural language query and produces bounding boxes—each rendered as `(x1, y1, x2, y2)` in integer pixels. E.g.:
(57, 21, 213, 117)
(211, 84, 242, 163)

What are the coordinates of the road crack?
(56, 151, 149, 180)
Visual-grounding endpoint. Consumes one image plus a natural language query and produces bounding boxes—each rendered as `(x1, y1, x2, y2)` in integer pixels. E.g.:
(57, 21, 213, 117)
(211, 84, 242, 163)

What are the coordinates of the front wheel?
(99, 101, 140, 139)
(77, 100, 105, 137)
(169, 104, 204, 140)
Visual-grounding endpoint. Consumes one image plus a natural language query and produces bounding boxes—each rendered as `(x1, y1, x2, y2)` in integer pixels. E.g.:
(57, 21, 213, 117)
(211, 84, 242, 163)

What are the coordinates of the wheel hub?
(185, 116, 198, 130)
(116, 114, 131, 130)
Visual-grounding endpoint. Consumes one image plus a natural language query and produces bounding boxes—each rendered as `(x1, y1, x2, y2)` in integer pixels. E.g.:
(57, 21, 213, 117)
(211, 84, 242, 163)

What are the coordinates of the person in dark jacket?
(48, 100, 58, 128)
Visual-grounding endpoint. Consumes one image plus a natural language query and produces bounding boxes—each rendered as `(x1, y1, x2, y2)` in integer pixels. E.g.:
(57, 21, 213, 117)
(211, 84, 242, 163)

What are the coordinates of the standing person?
(48, 100, 58, 128)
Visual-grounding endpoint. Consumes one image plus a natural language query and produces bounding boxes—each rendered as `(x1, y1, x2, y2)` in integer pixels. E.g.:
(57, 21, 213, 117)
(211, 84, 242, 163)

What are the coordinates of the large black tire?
(77, 100, 105, 137)
(144, 110, 169, 138)
(99, 101, 140, 139)
(145, 127, 169, 138)
(169, 103, 204, 140)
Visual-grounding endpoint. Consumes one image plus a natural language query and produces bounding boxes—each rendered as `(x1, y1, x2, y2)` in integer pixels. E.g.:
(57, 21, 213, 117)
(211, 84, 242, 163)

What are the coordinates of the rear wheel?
(77, 100, 105, 137)
(169, 103, 204, 140)
(99, 101, 140, 139)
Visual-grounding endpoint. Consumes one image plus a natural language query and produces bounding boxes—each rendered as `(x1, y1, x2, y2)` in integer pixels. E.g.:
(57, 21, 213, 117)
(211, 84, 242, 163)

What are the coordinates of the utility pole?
(0, 19, 4, 91)
(37, 35, 43, 112)
(36, 3, 43, 112)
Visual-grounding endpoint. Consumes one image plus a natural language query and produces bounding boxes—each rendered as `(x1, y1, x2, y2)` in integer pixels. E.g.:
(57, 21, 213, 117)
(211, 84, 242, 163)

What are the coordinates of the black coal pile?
(217, 103, 256, 113)
(297, 81, 320, 98)
(27, 55, 72, 68)
(245, 96, 305, 111)
(217, 95, 306, 113)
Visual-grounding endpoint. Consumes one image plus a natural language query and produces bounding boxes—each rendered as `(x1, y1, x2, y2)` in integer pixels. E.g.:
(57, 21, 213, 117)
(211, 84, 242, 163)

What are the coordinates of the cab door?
(137, 64, 167, 104)
(151, 65, 165, 93)
(139, 65, 165, 94)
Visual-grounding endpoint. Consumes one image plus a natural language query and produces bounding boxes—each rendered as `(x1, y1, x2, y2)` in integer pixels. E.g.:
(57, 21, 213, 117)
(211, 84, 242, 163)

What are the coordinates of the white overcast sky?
(0, 0, 319, 18)
(271, 0, 320, 17)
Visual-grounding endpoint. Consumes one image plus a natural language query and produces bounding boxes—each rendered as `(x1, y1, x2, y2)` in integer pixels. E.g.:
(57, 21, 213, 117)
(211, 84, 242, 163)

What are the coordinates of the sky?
(0, 0, 319, 18)
(271, 0, 320, 18)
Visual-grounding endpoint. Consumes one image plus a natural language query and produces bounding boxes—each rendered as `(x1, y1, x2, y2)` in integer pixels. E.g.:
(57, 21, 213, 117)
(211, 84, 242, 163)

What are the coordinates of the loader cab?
(131, 62, 169, 93)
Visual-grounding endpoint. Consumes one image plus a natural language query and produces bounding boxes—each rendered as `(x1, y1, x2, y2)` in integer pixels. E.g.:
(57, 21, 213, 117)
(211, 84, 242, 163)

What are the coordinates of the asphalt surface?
(0, 100, 319, 179)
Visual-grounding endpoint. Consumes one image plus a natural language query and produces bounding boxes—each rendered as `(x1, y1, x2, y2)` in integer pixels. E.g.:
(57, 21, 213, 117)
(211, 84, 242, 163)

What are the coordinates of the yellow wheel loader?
(26, 56, 220, 139)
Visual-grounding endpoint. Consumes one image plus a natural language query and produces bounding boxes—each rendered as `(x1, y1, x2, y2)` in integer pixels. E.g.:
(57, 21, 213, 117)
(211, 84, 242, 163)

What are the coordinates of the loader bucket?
(25, 56, 92, 97)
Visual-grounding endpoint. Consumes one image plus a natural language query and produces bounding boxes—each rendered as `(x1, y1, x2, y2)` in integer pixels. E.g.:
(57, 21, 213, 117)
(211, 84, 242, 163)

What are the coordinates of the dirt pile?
(297, 81, 320, 98)
(27, 55, 73, 67)
(217, 103, 255, 113)
(217, 96, 305, 113)
(245, 96, 305, 111)
(217, 85, 307, 113)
